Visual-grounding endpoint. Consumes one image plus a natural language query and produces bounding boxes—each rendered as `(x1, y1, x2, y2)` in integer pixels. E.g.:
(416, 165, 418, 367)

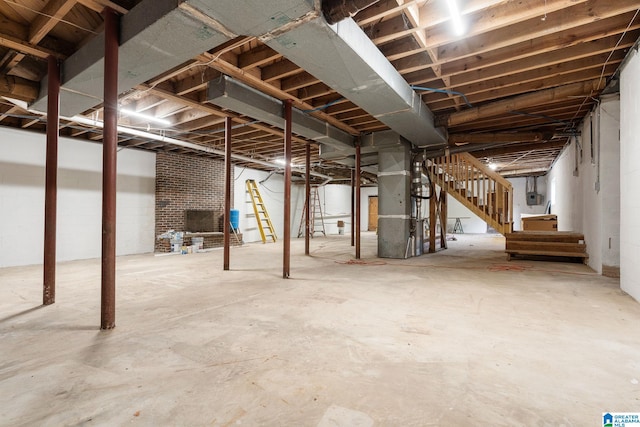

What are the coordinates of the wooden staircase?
(425, 152, 513, 235)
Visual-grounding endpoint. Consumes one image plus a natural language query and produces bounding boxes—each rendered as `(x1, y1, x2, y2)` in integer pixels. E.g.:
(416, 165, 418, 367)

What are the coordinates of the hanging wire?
(411, 86, 473, 107)
(302, 97, 345, 113)
(2, 0, 99, 34)
(565, 7, 640, 131)
(509, 110, 572, 126)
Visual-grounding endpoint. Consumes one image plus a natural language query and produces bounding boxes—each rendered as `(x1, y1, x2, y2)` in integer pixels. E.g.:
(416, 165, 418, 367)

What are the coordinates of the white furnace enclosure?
(0, 127, 156, 268)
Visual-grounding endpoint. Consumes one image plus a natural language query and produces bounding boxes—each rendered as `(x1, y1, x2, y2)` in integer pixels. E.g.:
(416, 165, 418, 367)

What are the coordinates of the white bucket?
(191, 237, 204, 251)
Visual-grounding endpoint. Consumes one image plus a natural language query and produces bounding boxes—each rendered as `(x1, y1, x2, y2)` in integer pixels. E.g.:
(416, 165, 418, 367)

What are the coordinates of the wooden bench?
(505, 231, 588, 263)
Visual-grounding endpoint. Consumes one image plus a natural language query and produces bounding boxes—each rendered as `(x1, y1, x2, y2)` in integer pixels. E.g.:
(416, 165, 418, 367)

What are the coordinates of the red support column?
(355, 142, 361, 259)
(43, 55, 60, 306)
(283, 100, 292, 278)
(101, 7, 118, 330)
(304, 143, 310, 255)
(350, 169, 354, 247)
(223, 117, 232, 270)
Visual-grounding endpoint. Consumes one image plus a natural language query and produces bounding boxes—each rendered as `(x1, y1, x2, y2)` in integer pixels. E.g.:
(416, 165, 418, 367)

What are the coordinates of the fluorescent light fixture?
(447, 0, 465, 37)
(120, 108, 171, 126)
(274, 158, 300, 167)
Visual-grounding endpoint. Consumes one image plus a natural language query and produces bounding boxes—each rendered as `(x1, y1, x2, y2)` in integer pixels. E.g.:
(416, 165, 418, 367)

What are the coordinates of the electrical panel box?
(526, 192, 544, 206)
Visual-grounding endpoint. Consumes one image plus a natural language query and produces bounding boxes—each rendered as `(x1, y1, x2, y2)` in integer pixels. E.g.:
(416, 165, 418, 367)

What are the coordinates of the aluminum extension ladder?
(297, 186, 326, 238)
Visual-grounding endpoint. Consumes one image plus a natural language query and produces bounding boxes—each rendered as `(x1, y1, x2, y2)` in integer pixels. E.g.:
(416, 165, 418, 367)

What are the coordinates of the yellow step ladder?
(246, 179, 277, 243)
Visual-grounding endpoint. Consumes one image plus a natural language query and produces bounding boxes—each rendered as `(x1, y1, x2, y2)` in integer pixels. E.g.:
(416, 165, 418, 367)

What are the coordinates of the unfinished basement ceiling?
(0, 0, 638, 179)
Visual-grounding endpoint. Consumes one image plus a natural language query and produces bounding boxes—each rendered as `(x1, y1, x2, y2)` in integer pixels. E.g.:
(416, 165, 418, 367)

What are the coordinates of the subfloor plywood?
(1, 233, 638, 425)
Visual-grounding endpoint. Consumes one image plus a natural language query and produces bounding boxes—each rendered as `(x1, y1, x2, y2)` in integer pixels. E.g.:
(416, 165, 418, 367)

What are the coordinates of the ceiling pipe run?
(63, 114, 332, 183)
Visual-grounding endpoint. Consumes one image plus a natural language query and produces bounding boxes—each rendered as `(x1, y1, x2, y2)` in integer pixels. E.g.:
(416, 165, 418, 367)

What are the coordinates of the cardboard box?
(521, 214, 558, 231)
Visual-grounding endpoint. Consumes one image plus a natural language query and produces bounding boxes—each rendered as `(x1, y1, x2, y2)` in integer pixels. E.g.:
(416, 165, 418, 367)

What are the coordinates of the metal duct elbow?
(322, 0, 383, 24)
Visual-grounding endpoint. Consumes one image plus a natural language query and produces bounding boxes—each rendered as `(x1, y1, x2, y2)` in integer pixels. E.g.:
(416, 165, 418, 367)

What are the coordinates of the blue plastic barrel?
(230, 209, 240, 230)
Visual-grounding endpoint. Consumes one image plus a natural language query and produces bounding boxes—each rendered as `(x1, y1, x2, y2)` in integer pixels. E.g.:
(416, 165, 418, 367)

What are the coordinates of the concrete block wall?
(155, 153, 231, 252)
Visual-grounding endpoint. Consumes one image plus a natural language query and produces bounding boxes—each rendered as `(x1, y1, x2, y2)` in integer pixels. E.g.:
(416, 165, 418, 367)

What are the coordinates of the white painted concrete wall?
(620, 46, 640, 302)
(445, 196, 487, 233)
(546, 95, 620, 275)
(599, 96, 621, 271)
(233, 167, 305, 243)
(0, 127, 156, 268)
(232, 171, 376, 242)
(508, 177, 548, 231)
(547, 138, 583, 233)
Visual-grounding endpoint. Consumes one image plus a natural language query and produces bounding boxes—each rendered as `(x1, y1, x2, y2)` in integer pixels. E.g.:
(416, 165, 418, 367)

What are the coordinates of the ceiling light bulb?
(447, 0, 465, 37)
(488, 163, 498, 170)
(120, 108, 171, 126)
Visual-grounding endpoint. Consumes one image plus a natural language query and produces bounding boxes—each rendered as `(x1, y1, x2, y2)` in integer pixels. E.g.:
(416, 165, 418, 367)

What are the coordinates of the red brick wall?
(155, 152, 234, 252)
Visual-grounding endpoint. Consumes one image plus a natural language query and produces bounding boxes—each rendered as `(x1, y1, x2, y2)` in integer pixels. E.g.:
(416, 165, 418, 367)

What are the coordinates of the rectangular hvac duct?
(31, 0, 232, 116)
(265, 17, 447, 147)
(207, 75, 354, 151)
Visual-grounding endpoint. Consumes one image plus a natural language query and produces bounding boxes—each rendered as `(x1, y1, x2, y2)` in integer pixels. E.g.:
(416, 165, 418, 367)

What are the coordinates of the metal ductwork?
(188, 1, 447, 148)
(207, 75, 354, 151)
(31, 0, 445, 151)
(30, 0, 234, 116)
(264, 15, 447, 148)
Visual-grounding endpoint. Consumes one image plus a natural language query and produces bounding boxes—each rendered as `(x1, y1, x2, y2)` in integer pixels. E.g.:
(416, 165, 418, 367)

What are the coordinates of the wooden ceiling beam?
(261, 59, 302, 82)
(396, 27, 638, 87)
(423, 0, 589, 49)
(76, 0, 128, 14)
(441, 18, 640, 77)
(471, 138, 567, 157)
(0, 71, 38, 101)
(29, 0, 78, 43)
(356, 0, 416, 26)
(0, 28, 64, 59)
(471, 140, 568, 158)
(280, 71, 320, 92)
(446, 41, 634, 90)
(416, 0, 506, 28)
(173, 67, 221, 96)
(448, 110, 586, 133)
(238, 45, 281, 69)
(437, 0, 640, 62)
(297, 82, 335, 101)
(449, 132, 552, 145)
(429, 64, 619, 112)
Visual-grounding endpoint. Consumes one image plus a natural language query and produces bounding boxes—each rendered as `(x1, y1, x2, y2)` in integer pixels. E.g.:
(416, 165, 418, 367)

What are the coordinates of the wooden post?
(440, 191, 448, 250)
(429, 188, 436, 253)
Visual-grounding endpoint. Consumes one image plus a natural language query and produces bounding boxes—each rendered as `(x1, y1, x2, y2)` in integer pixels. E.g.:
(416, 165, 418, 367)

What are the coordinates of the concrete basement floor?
(1, 233, 639, 426)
